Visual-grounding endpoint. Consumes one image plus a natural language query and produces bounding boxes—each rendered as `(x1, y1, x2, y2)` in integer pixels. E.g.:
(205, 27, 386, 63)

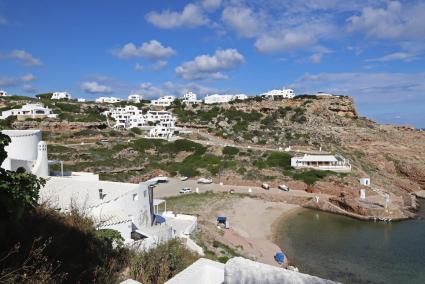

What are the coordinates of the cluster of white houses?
(103, 106, 176, 139)
(1, 129, 200, 252)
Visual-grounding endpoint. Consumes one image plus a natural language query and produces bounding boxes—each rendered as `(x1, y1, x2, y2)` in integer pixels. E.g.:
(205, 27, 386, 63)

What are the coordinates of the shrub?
(130, 127, 142, 135)
(292, 169, 333, 185)
(265, 152, 292, 170)
(222, 146, 239, 156)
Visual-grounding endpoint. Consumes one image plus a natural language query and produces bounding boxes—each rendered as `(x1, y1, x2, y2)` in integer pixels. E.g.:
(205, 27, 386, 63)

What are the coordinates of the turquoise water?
(276, 200, 425, 284)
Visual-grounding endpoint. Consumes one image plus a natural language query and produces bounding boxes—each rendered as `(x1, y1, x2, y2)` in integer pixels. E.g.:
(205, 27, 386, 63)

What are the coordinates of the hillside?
(1, 95, 425, 220)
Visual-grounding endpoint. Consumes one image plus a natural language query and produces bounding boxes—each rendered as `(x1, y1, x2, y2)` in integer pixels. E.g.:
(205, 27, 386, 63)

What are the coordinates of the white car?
(197, 178, 213, 184)
(261, 183, 270, 190)
(179, 187, 192, 194)
(278, 184, 289, 191)
(180, 176, 189, 181)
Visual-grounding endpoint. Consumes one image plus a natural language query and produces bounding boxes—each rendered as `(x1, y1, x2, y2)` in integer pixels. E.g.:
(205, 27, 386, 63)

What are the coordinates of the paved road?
(153, 177, 327, 200)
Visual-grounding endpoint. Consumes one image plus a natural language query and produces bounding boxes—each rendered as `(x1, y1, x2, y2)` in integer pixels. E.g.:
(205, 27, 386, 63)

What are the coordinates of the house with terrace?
(52, 91, 71, 100)
(96, 96, 122, 104)
(150, 95, 176, 107)
(260, 88, 295, 100)
(291, 154, 351, 172)
(0, 103, 57, 120)
(181, 92, 202, 105)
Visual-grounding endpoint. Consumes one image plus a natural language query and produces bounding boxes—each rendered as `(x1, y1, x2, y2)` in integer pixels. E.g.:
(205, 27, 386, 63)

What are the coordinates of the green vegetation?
(292, 169, 334, 185)
(222, 146, 239, 156)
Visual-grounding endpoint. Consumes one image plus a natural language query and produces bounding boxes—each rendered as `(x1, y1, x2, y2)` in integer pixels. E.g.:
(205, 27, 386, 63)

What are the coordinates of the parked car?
(278, 184, 289, 191)
(180, 176, 189, 181)
(261, 183, 270, 190)
(179, 187, 192, 194)
(198, 178, 213, 184)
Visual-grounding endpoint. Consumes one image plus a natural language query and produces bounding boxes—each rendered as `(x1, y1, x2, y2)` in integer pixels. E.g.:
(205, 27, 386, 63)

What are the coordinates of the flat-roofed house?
(0, 90, 8, 97)
(291, 154, 351, 172)
(261, 88, 295, 100)
(96, 96, 121, 104)
(150, 96, 175, 107)
(128, 94, 142, 103)
(52, 91, 71, 100)
(181, 92, 201, 105)
(0, 103, 57, 120)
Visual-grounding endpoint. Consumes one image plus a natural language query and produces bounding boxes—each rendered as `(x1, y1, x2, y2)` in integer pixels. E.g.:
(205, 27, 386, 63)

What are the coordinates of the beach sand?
(216, 197, 301, 266)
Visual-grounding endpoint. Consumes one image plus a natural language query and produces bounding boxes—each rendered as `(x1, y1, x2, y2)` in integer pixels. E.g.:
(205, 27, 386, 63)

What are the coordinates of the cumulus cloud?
(6, 50, 42, 66)
(134, 82, 165, 98)
(80, 81, 113, 94)
(255, 32, 316, 53)
(202, 0, 222, 11)
(221, 5, 263, 38)
(146, 3, 209, 29)
(347, 1, 425, 41)
(175, 48, 245, 81)
(115, 40, 176, 59)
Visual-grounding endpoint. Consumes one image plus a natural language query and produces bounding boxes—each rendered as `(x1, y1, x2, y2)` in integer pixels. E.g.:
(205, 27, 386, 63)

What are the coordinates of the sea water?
(276, 199, 425, 284)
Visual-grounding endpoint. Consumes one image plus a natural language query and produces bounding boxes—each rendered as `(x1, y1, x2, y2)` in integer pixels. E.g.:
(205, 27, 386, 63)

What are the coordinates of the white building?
(103, 106, 145, 129)
(0, 90, 8, 97)
(204, 94, 235, 104)
(1, 130, 49, 177)
(261, 88, 295, 100)
(128, 94, 142, 104)
(232, 94, 249, 101)
(316, 92, 337, 97)
(0, 103, 57, 120)
(148, 124, 174, 139)
(150, 96, 176, 107)
(165, 257, 337, 284)
(77, 98, 86, 102)
(51, 91, 71, 100)
(291, 154, 351, 172)
(181, 92, 201, 105)
(96, 96, 122, 104)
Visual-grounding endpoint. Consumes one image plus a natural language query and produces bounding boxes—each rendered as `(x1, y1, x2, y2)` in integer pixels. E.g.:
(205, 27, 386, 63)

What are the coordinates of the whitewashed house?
(96, 96, 122, 104)
(148, 124, 174, 139)
(52, 91, 71, 100)
(261, 88, 295, 100)
(150, 96, 176, 107)
(0, 90, 8, 97)
(316, 92, 337, 97)
(1, 129, 49, 177)
(232, 94, 249, 101)
(128, 94, 142, 103)
(204, 94, 235, 104)
(181, 92, 201, 105)
(0, 103, 57, 120)
(103, 106, 145, 129)
(77, 98, 86, 102)
(291, 154, 351, 172)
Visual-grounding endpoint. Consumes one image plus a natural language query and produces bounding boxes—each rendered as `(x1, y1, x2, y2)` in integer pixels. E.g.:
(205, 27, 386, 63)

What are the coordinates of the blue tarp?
(154, 214, 166, 224)
(217, 216, 227, 223)
(274, 252, 285, 263)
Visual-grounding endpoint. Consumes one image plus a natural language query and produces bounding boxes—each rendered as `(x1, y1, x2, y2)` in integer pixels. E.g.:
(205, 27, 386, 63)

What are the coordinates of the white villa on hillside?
(181, 92, 201, 105)
(291, 154, 351, 172)
(0, 90, 8, 97)
(261, 88, 295, 100)
(77, 98, 86, 102)
(96, 96, 122, 104)
(1, 129, 49, 177)
(1, 129, 199, 251)
(52, 91, 71, 100)
(0, 103, 57, 120)
(103, 106, 145, 128)
(150, 96, 176, 107)
(316, 92, 337, 97)
(128, 94, 142, 103)
(204, 94, 248, 104)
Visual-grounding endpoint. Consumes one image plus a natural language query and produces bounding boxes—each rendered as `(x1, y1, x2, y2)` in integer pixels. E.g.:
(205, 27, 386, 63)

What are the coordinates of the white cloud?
(347, 1, 425, 41)
(80, 81, 113, 94)
(134, 63, 144, 71)
(221, 5, 263, 38)
(151, 60, 168, 71)
(7, 50, 42, 66)
(366, 52, 418, 63)
(21, 73, 36, 82)
(175, 48, 245, 81)
(22, 84, 38, 93)
(202, 0, 222, 11)
(255, 31, 316, 53)
(146, 3, 209, 29)
(135, 82, 165, 98)
(115, 40, 176, 59)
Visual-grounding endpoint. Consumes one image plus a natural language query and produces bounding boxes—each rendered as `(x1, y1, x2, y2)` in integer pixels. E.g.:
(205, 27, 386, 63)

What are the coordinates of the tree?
(0, 133, 45, 219)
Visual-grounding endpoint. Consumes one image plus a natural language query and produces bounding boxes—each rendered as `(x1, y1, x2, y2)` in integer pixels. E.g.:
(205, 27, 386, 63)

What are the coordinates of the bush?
(129, 238, 198, 284)
(130, 127, 142, 135)
(222, 146, 239, 156)
(265, 152, 292, 170)
(292, 169, 333, 185)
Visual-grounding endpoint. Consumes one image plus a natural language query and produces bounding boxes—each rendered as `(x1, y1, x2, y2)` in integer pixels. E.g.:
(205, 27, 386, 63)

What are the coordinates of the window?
(133, 193, 139, 201)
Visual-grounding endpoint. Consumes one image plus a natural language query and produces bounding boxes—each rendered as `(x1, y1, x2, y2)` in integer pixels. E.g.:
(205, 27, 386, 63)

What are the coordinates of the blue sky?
(1, 0, 424, 127)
